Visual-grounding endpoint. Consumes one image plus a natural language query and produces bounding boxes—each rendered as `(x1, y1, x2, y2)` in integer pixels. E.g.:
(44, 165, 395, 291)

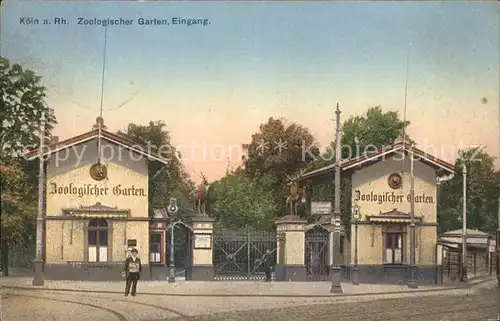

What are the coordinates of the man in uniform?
(262, 249, 273, 282)
(124, 248, 142, 296)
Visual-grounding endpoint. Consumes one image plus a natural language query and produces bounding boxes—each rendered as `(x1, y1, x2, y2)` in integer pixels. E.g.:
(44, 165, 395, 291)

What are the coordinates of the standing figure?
(196, 172, 208, 214)
(261, 249, 273, 282)
(124, 248, 142, 296)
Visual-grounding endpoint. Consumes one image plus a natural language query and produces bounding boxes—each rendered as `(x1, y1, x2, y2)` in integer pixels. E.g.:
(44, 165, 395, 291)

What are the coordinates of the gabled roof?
(440, 228, 491, 238)
(299, 140, 455, 182)
(25, 127, 170, 164)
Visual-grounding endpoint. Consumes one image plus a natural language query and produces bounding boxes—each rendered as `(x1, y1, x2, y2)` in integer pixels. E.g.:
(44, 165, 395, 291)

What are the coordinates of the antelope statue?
(196, 172, 209, 214)
(285, 169, 308, 216)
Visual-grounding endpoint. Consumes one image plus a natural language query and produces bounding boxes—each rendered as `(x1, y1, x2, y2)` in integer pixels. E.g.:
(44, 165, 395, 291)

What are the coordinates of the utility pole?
(32, 113, 46, 286)
(330, 102, 343, 293)
(408, 143, 418, 288)
(460, 161, 468, 283)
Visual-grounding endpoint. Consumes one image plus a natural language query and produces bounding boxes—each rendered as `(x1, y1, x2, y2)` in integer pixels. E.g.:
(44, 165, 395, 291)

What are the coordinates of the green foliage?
(340, 106, 409, 158)
(0, 57, 57, 161)
(207, 171, 278, 230)
(118, 121, 196, 215)
(0, 160, 36, 247)
(241, 117, 320, 219)
(438, 147, 500, 233)
(244, 117, 320, 177)
(0, 58, 56, 273)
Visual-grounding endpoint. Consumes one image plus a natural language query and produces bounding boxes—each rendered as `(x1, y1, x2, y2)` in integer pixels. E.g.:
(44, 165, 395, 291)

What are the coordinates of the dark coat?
(262, 252, 273, 269)
(124, 256, 142, 275)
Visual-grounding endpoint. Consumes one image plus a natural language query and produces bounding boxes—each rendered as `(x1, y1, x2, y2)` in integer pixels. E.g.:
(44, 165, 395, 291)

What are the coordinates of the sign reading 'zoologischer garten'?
(354, 190, 434, 204)
(49, 182, 146, 197)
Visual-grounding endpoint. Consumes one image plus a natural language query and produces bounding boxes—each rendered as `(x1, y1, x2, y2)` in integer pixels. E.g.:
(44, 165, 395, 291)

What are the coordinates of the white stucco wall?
(351, 157, 437, 223)
(45, 139, 149, 217)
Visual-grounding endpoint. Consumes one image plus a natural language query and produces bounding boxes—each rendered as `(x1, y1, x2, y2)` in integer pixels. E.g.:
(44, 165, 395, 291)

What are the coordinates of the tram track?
(167, 288, 498, 321)
(4, 291, 190, 320)
(5, 293, 128, 321)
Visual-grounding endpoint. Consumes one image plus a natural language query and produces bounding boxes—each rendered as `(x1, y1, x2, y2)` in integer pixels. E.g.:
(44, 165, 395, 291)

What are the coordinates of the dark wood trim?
(382, 224, 406, 264)
(149, 229, 164, 264)
(108, 221, 113, 262)
(83, 221, 89, 261)
(46, 216, 150, 222)
(357, 221, 437, 226)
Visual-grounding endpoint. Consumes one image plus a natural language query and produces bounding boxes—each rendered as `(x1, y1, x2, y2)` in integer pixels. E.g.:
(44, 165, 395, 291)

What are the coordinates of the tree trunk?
(0, 242, 9, 276)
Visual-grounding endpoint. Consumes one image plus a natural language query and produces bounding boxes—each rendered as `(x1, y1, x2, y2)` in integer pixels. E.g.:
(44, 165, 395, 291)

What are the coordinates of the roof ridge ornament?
(92, 116, 107, 130)
(394, 133, 415, 147)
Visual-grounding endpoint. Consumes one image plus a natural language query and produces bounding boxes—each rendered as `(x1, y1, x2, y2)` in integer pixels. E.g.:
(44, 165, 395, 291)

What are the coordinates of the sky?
(1, 1, 499, 182)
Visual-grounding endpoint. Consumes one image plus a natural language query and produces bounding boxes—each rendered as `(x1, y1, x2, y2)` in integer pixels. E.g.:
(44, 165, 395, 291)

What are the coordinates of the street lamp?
(167, 198, 178, 283)
(33, 113, 46, 286)
(330, 102, 343, 294)
(460, 162, 468, 283)
(408, 143, 418, 289)
(351, 202, 361, 285)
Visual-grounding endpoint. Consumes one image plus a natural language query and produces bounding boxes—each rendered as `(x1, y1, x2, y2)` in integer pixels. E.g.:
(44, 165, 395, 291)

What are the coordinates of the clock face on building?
(388, 173, 402, 189)
(90, 162, 107, 181)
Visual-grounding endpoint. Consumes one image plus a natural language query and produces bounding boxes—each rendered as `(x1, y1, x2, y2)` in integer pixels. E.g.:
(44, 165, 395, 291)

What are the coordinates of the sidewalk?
(2, 276, 493, 297)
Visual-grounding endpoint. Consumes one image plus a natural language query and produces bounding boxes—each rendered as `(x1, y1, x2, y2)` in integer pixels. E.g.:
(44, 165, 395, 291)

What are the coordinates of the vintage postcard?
(1, 1, 499, 320)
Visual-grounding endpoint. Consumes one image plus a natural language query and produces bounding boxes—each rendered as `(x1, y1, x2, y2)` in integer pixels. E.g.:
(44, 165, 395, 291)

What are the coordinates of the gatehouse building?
(299, 136, 455, 284)
(26, 118, 178, 280)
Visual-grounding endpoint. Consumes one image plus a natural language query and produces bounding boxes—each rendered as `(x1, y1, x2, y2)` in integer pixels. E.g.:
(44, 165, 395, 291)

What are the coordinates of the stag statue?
(195, 172, 209, 214)
(285, 169, 307, 216)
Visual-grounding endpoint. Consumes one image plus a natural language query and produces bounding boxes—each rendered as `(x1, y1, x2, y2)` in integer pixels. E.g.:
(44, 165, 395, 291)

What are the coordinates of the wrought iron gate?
(305, 227, 330, 281)
(213, 228, 278, 280)
(166, 222, 193, 280)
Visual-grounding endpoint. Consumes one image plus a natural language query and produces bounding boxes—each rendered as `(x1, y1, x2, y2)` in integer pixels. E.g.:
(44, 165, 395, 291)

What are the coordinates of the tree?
(118, 121, 196, 214)
(207, 171, 278, 230)
(0, 160, 37, 275)
(0, 57, 57, 161)
(243, 117, 320, 177)
(341, 106, 408, 158)
(0, 57, 57, 275)
(242, 117, 320, 218)
(438, 147, 500, 233)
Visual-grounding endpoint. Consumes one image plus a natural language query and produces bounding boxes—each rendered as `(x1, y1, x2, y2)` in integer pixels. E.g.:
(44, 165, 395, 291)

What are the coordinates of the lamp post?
(33, 113, 46, 286)
(351, 202, 361, 285)
(330, 102, 343, 293)
(460, 162, 468, 283)
(408, 143, 418, 288)
(167, 198, 178, 283)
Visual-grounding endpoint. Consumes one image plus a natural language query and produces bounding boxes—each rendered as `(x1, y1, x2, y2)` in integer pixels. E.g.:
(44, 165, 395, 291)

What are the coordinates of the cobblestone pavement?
(165, 287, 500, 321)
(2, 284, 499, 321)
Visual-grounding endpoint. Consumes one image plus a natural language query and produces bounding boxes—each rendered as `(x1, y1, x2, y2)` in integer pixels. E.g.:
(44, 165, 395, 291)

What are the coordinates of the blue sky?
(1, 1, 498, 180)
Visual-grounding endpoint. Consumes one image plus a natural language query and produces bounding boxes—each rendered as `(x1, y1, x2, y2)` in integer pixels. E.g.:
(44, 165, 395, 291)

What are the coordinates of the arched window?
(88, 219, 108, 262)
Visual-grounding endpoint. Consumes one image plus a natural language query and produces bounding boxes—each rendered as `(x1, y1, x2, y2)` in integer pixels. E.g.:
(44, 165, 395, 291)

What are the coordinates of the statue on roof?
(92, 116, 107, 130)
(394, 133, 415, 146)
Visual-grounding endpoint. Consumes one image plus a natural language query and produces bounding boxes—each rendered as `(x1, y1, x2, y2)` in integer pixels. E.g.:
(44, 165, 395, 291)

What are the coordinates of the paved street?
(1, 281, 499, 321)
(168, 286, 499, 321)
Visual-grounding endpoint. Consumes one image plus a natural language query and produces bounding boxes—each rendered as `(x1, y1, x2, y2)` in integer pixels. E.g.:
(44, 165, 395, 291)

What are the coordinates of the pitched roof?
(299, 140, 455, 181)
(440, 228, 491, 237)
(24, 128, 169, 164)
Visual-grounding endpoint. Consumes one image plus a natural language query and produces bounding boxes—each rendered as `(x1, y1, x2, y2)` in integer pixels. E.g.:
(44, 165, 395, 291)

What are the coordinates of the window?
(88, 219, 108, 262)
(150, 233, 162, 263)
(385, 233, 402, 264)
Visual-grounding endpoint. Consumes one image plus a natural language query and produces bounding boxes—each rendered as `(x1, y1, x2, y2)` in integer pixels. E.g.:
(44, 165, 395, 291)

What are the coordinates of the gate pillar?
(190, 213, 215, 280)
(275, 215, 307, 281)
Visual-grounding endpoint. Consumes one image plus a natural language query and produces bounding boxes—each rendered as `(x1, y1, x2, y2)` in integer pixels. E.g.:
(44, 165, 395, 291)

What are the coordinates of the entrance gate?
(213, 228, 278, 280)
(166, 221, 193, 280)
(305, 227, 330, 281)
